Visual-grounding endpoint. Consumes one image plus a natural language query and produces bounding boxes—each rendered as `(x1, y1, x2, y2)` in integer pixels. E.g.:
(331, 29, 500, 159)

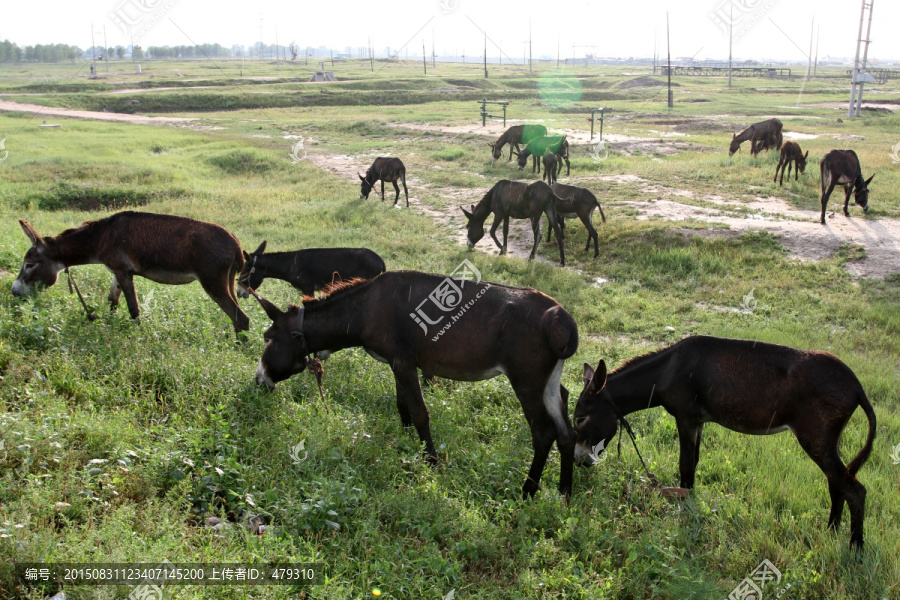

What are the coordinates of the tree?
(116, 46, 125, 59)
(132, 45, 143, 60)
(289, 42, 299, 61)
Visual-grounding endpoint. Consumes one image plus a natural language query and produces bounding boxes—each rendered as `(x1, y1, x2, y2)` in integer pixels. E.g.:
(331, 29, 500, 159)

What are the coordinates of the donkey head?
(461, 204, 482, 249)
(253, 294, 309, 389)
(572, 360, 619, 465)
(358, 173, 374, 199)
(855, 174, 874, 212)
(11, 220, 65, 297)
(515, 149, 528, 170)
(488, 143, 502, 164)
(728, 133, 741, 156)
(797, 150, 809, 174)
(237, 240, 267, 298)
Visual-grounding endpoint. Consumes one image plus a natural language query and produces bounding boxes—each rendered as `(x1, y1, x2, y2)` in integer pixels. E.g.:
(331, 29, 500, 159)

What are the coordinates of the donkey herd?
(8, 117, 880, 551)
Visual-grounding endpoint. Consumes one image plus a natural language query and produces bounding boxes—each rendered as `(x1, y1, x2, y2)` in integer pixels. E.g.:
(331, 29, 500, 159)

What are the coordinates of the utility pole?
(557, 34, 560, 69)
(484, 32, 488, 78)
(130, 31, 135, 63)
(259, 14, 264, 61)
(103, 25, 109, 72)
(432, 29, 436, 69)
(423, 40, 427, 74)
(529, 19, 532, 73)
(849, 0, 874, 118)
(813, 26, 819, 76)
(667, 12, 673, 107)
(275, 26, 279, 69)
(90, 24, 97, 76)
(728, 5, 732, 87)
(369, 36, 374, 72)
(805, 17, 814, 81)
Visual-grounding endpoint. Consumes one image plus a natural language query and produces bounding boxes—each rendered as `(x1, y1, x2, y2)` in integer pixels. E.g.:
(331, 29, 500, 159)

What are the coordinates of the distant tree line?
(145, 44, 231, 59)
(0, 40, 82, 63)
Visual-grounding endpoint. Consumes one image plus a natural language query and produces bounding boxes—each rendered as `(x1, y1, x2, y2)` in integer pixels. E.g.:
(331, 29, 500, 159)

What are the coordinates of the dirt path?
(0, 99, 196, 124)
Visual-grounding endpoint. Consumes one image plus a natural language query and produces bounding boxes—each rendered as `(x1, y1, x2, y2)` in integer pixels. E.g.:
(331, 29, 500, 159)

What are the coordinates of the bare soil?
(0, 99, 195, 124)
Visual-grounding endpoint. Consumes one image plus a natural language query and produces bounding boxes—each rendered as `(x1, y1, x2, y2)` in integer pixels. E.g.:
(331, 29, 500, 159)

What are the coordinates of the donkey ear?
(804, 151, 809, 159)
(19, 220, 45, 247)
(254, 293, 285, 322)
(242, 250, 251, 260)
(864, 173, 874, 186)
(287, 305, 305, 338)
(589, 360, 608, 392)
(461, 206, 472, 219)
(254, 240, 267, 255)
(582, 362, 595, 386)
(358, 173, 365, 181)
(732, 132, 736, 139)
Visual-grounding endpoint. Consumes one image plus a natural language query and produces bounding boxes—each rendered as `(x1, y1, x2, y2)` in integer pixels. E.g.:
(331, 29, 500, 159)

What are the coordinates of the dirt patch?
(628, 196, 900, 278)
(804, 101, 899, 112)
(0, 99, 196, 124)
(0, 269, 11, 278)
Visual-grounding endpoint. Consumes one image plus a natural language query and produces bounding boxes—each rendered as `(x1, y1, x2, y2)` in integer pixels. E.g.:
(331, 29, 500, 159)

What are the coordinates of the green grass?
(0, 61, 899, 600)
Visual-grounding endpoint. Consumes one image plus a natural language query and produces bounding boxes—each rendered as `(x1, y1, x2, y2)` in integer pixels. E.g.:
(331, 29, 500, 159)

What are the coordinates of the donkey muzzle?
(255, 360, 276, 390)
(10, 277, 29, 297)
(236, 284, 250, 299)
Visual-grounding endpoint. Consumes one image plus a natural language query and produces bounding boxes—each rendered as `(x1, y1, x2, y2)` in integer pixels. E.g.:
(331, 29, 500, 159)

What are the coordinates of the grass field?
(0, 58, 899, 600)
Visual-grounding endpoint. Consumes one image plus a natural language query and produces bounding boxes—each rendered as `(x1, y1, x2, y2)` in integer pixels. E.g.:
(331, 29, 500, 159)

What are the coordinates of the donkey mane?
(609, 338, 689, 374)
(57, 218, 103, 238)
(301, 276, 373, 306)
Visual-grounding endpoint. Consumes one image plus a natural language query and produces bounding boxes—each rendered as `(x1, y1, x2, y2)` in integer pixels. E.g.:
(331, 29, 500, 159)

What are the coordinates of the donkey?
(252, 271, 580, 498)
(236, 241, 385, 297)
(819, 149, 873, 225)
(11, 211, 249, 333)
(729, 118, 783, 156)
(572, 335, 876, 548)
(516, 136, 570, 176)
(489, 124, 548, 164)
(358, 157, 408, 207)
(461, 180, 566, 265)
(773, 141, 808, 186)
(543, 183, 607, 258)
(541, 153, 559, 185)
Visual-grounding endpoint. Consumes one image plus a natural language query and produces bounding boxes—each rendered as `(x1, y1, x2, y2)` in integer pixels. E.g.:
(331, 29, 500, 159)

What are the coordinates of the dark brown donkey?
(541, 154, 559, 185)
(545, 183, 607, 258)
(819, 149, 873, 225)
(729, 118, 783, 156)
(489, 124, 548, 164)
(358, 157, 408, 207)
(252, 270, 580, 498)
(11, 211, 249, 332)
(236, 241, 385, 297)
(774, 141, 808, 186)
(462, 180, 566, 265)
(572, 335, 876, 548)
(516, 135, 570, 176)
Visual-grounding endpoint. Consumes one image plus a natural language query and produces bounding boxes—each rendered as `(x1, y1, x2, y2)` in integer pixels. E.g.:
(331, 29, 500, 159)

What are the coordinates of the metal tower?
(848, 0, 874, 118)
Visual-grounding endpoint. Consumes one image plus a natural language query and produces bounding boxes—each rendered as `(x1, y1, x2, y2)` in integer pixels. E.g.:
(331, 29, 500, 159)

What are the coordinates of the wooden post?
(667, 12, 673, 108)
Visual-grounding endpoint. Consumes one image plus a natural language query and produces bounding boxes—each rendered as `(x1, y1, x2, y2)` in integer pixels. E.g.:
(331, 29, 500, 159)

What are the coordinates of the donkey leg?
(547, 211, 566, 266)
(522, 414, 557, 498)
(774, 157, 783, 183)
(529, 216, 541, 260)
(581, 215, 599, 257)
(380, 180, 386, 202)
(402, 174, 409, 207)
(108, 275, 123, 310)
(501, 217, 510, 255)
(201, 278, 250, 333)
(820, 183, 837, 224)
(392, 363, 436, 463)
(843, 185, 853, 216)
(676, 419, 702, 488)
(489, 215, 505, 254)
(112, 271, 141, 320)
(391, 180, 401, 206)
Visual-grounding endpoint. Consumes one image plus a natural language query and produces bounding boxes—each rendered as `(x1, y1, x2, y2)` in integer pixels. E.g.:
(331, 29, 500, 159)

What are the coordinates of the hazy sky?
(1, 0, 898, 63)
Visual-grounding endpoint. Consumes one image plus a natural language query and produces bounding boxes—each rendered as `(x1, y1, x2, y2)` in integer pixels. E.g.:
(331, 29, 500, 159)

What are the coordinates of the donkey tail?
(847, 389, 877, 477)
(541, 305, 578, 360)
(592, 193, 607, 223)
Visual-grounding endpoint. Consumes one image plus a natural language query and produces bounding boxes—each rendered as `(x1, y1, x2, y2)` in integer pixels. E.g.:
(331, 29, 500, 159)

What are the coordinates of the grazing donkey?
(11, 211, 249, 333)
(542, 153, 559, 185)
(236, 241, 385, 297)
(462, 180, 566, 265)
(516, 135, 570, 176)
(819, 149, 873, 225)
(358, 157, 408, 207)
(573, 335, 876, 548)
(544, 183, 607, 258)
(252, 271, 580, 498)
(729, 118, 783, 156)
(489, 124, 548, 164)
(774, 141, 809, 186)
